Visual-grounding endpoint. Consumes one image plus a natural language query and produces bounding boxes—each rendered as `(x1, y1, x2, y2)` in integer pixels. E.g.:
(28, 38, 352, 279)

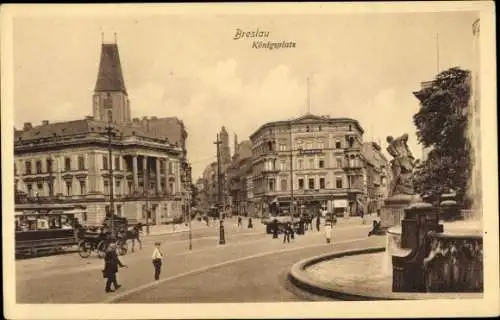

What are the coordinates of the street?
(16, 217, 382, 303)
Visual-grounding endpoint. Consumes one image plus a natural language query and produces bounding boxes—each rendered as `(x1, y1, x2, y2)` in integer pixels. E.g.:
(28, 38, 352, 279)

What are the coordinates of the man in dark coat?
(103, 243, 126, 293)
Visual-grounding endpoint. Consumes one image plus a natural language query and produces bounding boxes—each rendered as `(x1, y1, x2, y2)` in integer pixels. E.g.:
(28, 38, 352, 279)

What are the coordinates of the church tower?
(92, 35, 131, 124)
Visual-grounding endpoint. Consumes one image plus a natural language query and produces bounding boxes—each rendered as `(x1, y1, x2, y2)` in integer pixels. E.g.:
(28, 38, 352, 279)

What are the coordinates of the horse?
(119, 223, 143, 252)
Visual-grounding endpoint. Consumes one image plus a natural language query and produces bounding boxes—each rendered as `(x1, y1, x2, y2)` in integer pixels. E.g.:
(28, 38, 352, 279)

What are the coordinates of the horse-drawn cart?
(77, 215, 141, 258)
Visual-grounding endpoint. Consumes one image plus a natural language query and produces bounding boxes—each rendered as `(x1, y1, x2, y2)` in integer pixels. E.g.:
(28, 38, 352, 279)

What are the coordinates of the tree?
(412, 67, 472, 206)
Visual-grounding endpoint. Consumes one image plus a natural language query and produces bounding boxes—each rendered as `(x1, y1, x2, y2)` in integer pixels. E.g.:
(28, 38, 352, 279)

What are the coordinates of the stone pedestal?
(380, 194, 415, 229)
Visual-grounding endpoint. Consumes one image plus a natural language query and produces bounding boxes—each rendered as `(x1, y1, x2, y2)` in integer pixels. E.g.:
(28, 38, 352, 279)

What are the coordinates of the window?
(160, 160, 165, 174)
(348, 137, 355, 148)
(27, 183, 33, 197)
(46, 159, 53, 173)
(78, 156, 85, 170)
(298, 178, 304, 190)
(318, 142, 325, 149)
(306, 126, 310, 132)
(308, 178, 315, 190)
(79, 180, 86, 195)
(36, 160, 42, 174)
(320, 177, 326, 189)
(281, 179, 287, 191)
(66, 181, 72, 195)
(117, 205, 122, 217)
(336, 158, 343, 168)
(280, 160, 286, 171)
(168, 162, 173, 174)
(115, 157, 120, 170)
(279, 144, 287, 151)
(308, 158, 314, 169)
(319, 159, 325, 168)
(104, 180, 109, 195)
(336, 178, 343, 189)
(297, 159, 303, 169)
(14, 162, 17, 175)
(319, 125, 322, 132)
(335, 140, 341, 149)
(268, 180, 275, 192)
(103, 155, 108, 170)
(37, 183, 43, 195)
(116, 180, 121, 194)
(169, 182, 174, 193)
(128, 181, 133, 193)
(65, 157, 71, 171)
(306, 142, 313, 150)
(108, 110, 113, 123)
(25, 161, 32, 175)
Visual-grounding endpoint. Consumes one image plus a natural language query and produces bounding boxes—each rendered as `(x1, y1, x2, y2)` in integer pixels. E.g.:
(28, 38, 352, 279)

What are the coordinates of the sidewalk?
(143, 220, 210, 236)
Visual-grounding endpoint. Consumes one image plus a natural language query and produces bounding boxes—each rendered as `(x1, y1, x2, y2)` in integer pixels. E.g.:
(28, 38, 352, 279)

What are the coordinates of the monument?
(380, 133, 421, 229)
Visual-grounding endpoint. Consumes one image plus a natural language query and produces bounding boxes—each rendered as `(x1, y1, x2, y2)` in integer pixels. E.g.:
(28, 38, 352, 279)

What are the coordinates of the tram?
(15, 207, 83, 257)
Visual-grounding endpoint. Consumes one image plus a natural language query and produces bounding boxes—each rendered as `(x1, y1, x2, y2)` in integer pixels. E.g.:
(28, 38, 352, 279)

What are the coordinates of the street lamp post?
(289, 120, 294, 217)
(214, 134, 225, 245)
(105, 123, 116, 240)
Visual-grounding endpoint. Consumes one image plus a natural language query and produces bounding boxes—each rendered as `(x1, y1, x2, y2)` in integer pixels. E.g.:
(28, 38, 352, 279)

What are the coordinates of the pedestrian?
(237, 216, 242, 228)
(272, 219, 279, 239)
(325, 222, 333, 244)
(247, 217, 253, 228)
(283, 222, 291, 243)
(151, 242, 164, 280)
(360, 208, 365, 224)
(316, 215, 321, 232)
(103, 242, 126, 293)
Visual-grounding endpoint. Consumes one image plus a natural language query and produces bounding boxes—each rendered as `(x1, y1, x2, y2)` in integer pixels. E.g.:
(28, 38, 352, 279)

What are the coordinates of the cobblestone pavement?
(16, 219, 378, 303)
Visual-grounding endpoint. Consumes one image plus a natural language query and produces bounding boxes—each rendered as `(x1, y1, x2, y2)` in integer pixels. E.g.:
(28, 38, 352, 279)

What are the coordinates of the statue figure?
(386, 134, 415, 196)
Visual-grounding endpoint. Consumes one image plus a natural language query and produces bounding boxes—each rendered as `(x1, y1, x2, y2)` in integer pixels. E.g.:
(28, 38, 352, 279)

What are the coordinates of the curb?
(287, 246, 394, 301)
(287, 247, 484, 301)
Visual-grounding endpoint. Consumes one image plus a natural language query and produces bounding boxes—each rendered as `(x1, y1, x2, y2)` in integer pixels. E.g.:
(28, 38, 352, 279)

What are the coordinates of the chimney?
(42, 120, 49, 126)
(23, 122, 32, 130)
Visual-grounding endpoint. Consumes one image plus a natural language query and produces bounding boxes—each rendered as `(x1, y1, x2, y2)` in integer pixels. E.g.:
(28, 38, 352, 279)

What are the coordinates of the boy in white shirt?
(152, 242, 164, 280)
(324, 221, 333, 244)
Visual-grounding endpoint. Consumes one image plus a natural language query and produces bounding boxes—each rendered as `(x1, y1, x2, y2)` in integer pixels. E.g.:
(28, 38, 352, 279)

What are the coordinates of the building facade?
(228, 140, 253, 216)
(249, 114, 367, 217)
(361, 142, 391, 213)
(14, 40, 188, 226)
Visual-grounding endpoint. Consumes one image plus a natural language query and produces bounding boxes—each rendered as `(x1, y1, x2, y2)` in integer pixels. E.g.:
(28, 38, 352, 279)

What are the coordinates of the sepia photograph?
(1, 2, 498, 319)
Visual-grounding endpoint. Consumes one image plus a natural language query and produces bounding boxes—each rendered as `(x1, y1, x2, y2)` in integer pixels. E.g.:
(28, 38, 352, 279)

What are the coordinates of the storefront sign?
(333, 199, 348, 208)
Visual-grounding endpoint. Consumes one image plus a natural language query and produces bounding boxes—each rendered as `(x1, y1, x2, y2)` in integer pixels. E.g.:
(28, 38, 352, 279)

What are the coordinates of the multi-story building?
(249, 114, 367, 217)
(228, 139, 253, 216)
(361, 142, 391, 213)
(14, 40, 188, 226)
(199, 126, 232, 213)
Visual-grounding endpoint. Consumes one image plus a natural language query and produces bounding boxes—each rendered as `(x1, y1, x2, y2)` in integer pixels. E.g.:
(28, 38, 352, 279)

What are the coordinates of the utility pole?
(105, 123, 116, 240)
(214, 134, 225, 245)
(187, 164, 193, 250)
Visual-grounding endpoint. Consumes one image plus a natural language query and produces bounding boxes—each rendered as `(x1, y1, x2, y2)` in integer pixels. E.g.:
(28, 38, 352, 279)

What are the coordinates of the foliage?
(412, 67, 472, 206)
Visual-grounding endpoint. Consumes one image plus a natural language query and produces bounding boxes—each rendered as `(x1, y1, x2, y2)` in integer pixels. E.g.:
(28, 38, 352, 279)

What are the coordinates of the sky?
(12, 10, 479, 180)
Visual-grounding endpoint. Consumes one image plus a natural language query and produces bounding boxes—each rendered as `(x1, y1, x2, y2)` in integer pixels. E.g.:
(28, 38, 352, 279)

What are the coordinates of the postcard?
(1, 2, 498, 319)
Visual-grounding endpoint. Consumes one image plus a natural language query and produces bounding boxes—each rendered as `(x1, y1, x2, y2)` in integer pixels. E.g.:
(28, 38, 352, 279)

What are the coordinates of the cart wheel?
(78, 241, 91, 258)
(97, 240, 108, 259)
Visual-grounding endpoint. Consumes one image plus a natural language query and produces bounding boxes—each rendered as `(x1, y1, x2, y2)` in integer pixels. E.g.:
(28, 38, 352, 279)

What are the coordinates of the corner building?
(14, 41, 187, 225)
(249, 114, 367, 217)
